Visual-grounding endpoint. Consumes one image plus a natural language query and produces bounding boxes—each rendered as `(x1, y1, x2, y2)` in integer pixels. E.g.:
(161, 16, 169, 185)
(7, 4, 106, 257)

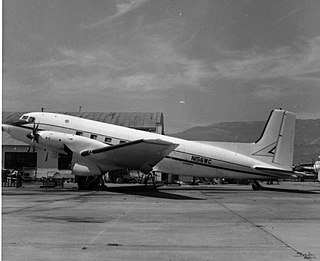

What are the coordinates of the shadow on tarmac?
(261, 186, 320, 194)
(160, 186, 253, 192)
(105, 184, 320, 197)
(104, 185, 205, 200)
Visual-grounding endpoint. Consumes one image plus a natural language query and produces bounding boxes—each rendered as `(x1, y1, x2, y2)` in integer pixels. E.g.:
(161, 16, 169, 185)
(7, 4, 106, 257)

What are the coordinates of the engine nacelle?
(72, 162, 102, 176)
(314, 161, 320, 181)
(38, 131, 107, 155)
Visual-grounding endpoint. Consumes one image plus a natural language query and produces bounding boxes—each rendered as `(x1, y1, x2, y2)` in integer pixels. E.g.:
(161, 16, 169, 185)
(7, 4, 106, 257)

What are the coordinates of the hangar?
(2, 111, 165, 180)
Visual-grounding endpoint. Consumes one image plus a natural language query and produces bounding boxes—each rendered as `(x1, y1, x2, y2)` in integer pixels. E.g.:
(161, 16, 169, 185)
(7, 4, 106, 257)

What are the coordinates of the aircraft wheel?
(252, 181, 262, 191)
(76, 175, 102, 190)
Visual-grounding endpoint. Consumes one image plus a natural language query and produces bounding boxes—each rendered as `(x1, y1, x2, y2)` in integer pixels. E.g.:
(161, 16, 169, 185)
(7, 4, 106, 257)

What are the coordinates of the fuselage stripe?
(165, 156, 278, 178)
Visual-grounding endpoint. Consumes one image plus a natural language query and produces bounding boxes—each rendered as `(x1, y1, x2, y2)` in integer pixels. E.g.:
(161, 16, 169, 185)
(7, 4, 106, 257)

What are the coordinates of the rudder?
(251, 109, 295, 170)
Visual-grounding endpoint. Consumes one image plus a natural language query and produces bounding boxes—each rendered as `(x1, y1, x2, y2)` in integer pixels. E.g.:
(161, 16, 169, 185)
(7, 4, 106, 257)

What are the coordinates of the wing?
(80, 139, 179, 173)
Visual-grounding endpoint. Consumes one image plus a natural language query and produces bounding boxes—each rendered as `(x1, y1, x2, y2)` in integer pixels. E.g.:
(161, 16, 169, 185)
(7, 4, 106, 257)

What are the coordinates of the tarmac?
(2, 182, 320, 261)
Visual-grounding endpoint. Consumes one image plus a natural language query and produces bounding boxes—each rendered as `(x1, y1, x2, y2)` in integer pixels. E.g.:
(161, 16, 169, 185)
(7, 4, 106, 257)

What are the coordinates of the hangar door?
(5, 152, 37, 169)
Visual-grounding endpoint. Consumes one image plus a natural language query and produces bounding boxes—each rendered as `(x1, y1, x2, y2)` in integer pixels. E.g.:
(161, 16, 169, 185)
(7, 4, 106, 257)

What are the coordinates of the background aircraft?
(295, 156, 320, 181)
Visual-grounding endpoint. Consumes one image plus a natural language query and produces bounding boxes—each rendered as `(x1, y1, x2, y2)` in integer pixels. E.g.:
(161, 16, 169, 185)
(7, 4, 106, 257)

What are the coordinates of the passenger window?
(104, 137, 112, 143)
(90, 134, 97, 140)
(76, 131, 83, 136)
(119, 140, 126, 144)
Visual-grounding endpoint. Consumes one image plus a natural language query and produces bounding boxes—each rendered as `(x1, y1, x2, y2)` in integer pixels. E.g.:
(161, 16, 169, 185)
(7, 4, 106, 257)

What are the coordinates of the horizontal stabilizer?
(254, 166, 294, 178)
(81, 139, 179, 173)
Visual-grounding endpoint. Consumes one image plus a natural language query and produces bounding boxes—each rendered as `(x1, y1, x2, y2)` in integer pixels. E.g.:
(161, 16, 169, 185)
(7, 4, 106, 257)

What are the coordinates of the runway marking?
(203, 192, 317, 260)
(82, 201, 138, 250)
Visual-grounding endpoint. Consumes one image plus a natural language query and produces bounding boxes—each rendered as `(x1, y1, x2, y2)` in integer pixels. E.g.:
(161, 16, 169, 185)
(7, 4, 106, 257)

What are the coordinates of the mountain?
(170, 119, 320, 165)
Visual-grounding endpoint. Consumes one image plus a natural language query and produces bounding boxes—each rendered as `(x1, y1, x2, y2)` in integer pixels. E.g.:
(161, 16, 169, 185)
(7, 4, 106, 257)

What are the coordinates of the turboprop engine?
(34, 131, 108, 190)
(313, 161, 320, 181)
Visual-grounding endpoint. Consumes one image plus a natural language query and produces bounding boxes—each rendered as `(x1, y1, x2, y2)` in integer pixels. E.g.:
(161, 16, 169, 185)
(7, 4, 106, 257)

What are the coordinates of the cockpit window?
(19, 115, 35, 123)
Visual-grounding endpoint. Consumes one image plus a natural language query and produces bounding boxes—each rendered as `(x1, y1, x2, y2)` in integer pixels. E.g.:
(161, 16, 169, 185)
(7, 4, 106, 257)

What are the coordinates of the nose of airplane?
(2, 124, 11, 133)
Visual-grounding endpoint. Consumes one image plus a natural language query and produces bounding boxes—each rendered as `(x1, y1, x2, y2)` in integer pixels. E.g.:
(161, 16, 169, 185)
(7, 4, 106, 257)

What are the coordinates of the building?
(2, 111, 165, 179)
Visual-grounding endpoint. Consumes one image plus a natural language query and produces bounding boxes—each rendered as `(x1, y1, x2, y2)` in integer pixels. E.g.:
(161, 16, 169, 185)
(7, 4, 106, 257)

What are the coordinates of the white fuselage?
(4, 112, 282, 180)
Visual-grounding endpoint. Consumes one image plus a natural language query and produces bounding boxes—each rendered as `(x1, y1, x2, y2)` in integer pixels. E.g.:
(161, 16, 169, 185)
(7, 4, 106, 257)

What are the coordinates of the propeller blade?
(33, 122, 40, 143)
(27, 144, 36, 153)
(26, 122, 40, 153)
(31, 122, 36, 135)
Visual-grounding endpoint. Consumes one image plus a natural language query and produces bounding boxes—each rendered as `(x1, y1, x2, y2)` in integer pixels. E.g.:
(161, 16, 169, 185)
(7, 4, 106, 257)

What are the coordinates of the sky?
(3, 0, 320, 133)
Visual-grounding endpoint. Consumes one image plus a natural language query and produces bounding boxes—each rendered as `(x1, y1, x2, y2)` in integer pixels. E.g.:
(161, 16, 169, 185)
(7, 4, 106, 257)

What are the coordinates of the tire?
(76, 175, 102, 190)
(252, 182, 261, 191)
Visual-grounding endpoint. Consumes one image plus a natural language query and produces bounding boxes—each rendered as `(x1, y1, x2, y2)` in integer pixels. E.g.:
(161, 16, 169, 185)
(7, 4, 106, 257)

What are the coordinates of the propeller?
(26, 122, 40, 153)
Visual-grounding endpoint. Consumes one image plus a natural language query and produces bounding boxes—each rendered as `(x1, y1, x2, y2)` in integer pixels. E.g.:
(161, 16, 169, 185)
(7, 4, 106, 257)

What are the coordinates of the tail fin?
(251, 109, 295, 169)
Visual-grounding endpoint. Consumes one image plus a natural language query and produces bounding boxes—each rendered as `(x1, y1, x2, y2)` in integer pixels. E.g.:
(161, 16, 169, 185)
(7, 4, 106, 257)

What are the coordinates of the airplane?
(2, 109, 296, 190)
(296, 157, 320, 181)
(314, 159, 320, 181)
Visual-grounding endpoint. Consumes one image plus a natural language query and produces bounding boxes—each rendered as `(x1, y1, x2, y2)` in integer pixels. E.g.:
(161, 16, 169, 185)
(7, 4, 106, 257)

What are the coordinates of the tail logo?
(253, 142, 277, 157)
(268, 146, 276, 155)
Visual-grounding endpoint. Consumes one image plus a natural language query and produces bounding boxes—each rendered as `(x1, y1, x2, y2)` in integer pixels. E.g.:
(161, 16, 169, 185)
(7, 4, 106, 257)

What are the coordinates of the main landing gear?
(251, 181, 263, 191)
(76, 175, 105, 190)
(142, 172, 157, 189)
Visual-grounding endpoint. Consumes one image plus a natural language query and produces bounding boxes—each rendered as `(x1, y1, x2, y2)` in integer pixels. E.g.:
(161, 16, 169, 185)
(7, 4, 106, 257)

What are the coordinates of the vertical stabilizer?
(251, 109, 295, 169)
